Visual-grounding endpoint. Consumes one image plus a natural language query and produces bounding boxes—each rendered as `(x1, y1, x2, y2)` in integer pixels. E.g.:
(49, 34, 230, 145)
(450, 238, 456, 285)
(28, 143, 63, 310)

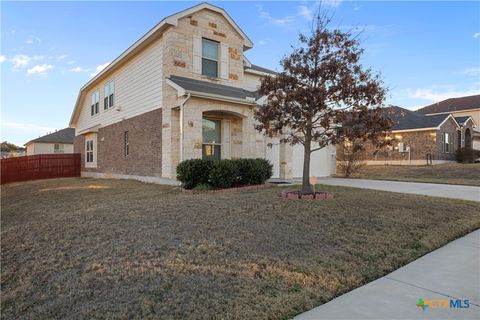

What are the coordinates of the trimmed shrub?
(176, 159, 213, 189)
(209, 160, 239, 189)
(233, 158, 273, 186)
(251, 158, 273, 184)
(176, 158, 274, 189)
(456, 148, 480, 163)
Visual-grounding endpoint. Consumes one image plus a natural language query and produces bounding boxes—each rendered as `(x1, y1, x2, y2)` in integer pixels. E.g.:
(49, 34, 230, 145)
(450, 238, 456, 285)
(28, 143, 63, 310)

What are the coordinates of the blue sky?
(1, 1, 479, 145)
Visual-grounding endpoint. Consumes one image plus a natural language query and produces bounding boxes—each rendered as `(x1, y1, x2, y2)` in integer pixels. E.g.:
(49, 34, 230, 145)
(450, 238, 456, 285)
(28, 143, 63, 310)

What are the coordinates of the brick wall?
(435, 118, 459, 161)
(74, 108, 163, 176)
(338, 122, 462, 163)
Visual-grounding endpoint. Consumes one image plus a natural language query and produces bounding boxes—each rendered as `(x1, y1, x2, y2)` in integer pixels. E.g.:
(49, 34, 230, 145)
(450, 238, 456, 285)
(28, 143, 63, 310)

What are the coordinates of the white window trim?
(104, 80, 115, 110)
(201, 38, 219, 78)
(442, 132, 452, 153)
(91, 90, 100, 116)
(85, 135, 97, 168)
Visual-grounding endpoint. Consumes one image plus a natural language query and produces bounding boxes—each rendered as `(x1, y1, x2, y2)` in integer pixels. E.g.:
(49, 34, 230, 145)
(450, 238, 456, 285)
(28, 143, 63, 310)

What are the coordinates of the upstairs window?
(202, 39, 218, 78)
(91, 91, 99, 116)
(104, 80, 115, 110)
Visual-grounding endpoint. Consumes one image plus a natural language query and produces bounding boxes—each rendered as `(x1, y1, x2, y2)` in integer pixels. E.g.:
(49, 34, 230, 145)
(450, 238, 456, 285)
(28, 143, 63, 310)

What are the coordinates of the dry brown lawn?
(2, 178, 479, 319)
(354, 163, 480, 186)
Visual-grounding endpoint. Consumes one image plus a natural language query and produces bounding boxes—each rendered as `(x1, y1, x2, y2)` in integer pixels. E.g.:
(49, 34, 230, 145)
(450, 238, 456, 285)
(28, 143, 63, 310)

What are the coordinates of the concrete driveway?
(295, 229, 480, 320)
(315, 178, 480, 202)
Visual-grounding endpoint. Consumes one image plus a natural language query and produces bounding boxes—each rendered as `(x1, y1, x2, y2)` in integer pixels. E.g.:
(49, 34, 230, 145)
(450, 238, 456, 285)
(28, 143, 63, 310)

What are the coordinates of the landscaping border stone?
(281, 191, 335, 201)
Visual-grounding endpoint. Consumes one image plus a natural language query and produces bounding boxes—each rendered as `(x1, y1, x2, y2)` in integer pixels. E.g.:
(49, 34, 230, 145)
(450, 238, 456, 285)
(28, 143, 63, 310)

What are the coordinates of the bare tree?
(255, 13, 392, 193)
(336, 141, 366, 177)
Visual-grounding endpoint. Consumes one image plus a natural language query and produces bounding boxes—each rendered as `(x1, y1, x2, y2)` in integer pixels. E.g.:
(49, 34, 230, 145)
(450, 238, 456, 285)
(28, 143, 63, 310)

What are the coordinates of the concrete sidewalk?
(295, 230, 480, 320)
(315, 178, 480, 202)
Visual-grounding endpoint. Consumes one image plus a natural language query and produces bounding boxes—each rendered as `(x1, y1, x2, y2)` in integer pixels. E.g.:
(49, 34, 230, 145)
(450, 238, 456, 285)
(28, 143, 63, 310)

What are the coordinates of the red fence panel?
(1, 153, 81, 184)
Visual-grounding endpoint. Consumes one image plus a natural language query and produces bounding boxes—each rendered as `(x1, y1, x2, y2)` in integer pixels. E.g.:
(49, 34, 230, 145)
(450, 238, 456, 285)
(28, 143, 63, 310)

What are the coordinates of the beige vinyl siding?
(26, 143, 74, 155)
(242, 72, 262, 91)
(76, 38, 164, 134)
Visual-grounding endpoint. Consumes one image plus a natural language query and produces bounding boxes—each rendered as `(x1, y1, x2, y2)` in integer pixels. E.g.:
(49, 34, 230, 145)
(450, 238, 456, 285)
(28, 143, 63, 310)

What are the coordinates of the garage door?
(265, 137, 280, 178)
(292, 143, 336, 178)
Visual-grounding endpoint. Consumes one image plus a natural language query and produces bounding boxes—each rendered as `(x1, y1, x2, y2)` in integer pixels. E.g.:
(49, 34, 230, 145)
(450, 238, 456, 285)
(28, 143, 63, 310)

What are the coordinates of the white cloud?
(69, 66, 88, 73)
(2, 121, 55, 134)
(256, 4, 296, 26)
(462, 68, 480, 76)
(49, 54, 67, 60)
(473, 32, 480, 39)
(10, 54, 44, 69)
(27, 64, 53, 76)
(26, 35, 41, 45)
(89, 62, 110, 77)
(67, 60, 75, 65)
(0, 55, 6, 63)
(298, 5, 313, 21)
(11, 54, 31, 69)
(407, 87, 480, 102)
(322, 0, 343, 8)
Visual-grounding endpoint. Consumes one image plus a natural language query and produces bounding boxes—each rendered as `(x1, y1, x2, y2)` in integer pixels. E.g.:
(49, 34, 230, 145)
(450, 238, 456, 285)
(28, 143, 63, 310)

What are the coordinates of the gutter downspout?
(179, 93, 191, 163)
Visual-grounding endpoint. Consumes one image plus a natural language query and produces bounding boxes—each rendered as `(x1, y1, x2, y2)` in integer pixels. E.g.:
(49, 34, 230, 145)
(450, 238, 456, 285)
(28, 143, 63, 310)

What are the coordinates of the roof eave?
(244, 68, 273, 76)
(391, 127, 438, 133)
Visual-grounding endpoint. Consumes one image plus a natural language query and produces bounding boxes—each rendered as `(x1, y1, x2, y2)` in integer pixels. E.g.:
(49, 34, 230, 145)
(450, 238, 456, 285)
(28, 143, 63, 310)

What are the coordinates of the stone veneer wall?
(74, 108, 163, 176)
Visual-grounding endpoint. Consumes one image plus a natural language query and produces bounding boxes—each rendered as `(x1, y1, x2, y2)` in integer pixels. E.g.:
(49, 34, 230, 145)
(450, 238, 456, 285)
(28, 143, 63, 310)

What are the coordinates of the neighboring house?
(343, 106, 477, 165)
(24, 128, 75, 155)
(0, 149, 26, 159)
(417, 94, 480, 150)
(69, 2, 336, 184)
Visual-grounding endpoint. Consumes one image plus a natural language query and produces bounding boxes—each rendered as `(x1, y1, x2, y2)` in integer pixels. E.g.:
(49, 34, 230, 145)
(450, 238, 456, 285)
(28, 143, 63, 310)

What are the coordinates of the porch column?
(280, 140, 293, 179)
(242, 113, 255, 158)
(182, 103, 203, 160)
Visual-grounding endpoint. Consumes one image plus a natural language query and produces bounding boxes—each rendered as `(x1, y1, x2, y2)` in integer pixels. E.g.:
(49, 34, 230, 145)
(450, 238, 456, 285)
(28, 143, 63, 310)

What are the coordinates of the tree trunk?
(301, 138, 312, 194)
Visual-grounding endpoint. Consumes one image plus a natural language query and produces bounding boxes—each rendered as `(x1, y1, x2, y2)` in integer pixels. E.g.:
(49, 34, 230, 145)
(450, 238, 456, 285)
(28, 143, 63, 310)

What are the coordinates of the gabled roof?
(25, 128, 75, 146)
(388, 106, 457, 131)
(455, 116, 477, 127)
(70, 2, 253, 126)
(417, 94, 480, 114)
(167, 75, 260, 103)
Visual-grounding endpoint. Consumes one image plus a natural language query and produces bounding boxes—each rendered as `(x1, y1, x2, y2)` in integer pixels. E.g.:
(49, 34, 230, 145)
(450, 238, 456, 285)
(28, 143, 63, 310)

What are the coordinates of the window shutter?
(193, 36, 202, 74)
(220, 43, 229, 80)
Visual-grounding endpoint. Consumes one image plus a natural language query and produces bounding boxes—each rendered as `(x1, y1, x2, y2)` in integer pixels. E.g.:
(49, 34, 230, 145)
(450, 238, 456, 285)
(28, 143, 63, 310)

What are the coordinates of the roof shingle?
(26, 128, 75, 145)
(168, 75, 260, 101)
(388, 106, 451, 131)
(417, 94, 480, 114)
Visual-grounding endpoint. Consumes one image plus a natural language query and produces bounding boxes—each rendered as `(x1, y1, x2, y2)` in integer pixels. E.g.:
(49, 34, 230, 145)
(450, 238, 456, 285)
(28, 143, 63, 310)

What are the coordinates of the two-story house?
(69, 2, 336, 184)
